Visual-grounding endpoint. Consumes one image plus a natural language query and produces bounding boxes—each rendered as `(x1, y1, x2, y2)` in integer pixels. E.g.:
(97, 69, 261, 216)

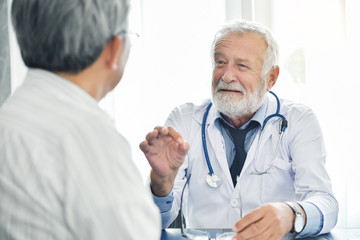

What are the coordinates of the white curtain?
(8, 0, 359, 229)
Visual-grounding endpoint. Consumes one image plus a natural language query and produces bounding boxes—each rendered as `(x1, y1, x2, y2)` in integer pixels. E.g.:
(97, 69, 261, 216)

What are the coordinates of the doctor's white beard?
(212, 79, 267, 119)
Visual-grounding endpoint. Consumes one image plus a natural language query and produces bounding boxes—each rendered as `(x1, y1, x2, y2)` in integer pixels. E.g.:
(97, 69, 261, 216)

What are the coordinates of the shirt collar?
(26, 68, 99, 108)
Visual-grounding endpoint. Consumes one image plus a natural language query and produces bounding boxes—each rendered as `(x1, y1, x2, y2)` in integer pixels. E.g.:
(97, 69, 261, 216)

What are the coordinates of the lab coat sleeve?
(288, 106, 338, 236)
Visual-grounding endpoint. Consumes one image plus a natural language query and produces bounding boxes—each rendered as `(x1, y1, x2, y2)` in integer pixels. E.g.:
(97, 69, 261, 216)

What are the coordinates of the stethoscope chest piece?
(206, 173, 221, 188)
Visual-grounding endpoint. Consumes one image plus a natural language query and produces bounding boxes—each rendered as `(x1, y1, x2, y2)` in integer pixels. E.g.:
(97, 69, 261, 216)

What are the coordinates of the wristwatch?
(284, 202, 305, 234)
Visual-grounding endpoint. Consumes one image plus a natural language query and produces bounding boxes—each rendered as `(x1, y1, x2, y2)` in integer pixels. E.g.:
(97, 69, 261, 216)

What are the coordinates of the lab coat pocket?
(260, 156, 295, 204)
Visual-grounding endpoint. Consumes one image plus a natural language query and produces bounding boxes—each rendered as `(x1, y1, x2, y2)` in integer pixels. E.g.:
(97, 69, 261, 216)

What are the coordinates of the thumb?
(178, 140, 190, 155)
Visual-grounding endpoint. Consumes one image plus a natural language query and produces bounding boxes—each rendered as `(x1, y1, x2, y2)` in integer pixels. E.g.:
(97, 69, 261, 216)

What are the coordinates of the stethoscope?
(202, 91, 288, 188)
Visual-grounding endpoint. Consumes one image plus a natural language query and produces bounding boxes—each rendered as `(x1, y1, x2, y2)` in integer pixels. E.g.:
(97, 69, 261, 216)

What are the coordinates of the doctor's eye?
(237, 64, 249, 69)
(215, 60, 226, 66)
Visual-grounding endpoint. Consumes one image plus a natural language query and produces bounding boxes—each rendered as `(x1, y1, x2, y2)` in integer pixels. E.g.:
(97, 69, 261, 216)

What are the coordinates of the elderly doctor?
(140, 20, 338, 239)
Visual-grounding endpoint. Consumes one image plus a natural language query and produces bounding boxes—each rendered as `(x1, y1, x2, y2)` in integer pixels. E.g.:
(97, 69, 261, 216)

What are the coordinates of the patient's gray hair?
(11, 0, 129, 73)
(211, 20, 279, 77)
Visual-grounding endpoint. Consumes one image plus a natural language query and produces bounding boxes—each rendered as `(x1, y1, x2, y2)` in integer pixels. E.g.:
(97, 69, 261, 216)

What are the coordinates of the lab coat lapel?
(241, 131, 260, 176)
(240, 95, 277, 178)
(194, 102, 234, 188)
(207, 123, 234, 187)
(241, 126, 274, 177)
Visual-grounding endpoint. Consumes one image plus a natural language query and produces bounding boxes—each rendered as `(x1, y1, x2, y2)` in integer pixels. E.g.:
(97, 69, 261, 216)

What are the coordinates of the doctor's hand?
(139, 126, 190, 197)
(231, 202, 297, 240)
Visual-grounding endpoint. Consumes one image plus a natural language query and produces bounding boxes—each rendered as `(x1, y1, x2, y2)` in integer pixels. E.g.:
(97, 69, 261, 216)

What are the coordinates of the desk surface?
(161, 228, 360, 240)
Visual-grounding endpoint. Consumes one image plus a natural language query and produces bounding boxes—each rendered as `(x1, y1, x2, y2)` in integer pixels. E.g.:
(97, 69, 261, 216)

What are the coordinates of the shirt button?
(231, 199, 239, 207)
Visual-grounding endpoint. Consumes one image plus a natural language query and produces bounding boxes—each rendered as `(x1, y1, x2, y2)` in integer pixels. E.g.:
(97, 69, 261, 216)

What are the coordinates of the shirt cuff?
(152, 191, 174, 213)
(296, 201, 324, 238)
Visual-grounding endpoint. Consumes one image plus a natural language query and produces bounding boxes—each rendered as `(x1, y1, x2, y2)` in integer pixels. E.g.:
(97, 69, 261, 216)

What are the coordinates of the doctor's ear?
(266, 66, 280, 91)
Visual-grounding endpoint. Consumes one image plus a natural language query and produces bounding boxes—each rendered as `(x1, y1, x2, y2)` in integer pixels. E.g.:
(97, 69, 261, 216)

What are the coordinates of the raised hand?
(139, 126, 190, 196)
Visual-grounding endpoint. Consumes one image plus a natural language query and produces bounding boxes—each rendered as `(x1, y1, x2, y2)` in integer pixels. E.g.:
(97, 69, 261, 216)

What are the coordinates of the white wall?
(272, 0, 360, 228)
(100, 0, 227, 180)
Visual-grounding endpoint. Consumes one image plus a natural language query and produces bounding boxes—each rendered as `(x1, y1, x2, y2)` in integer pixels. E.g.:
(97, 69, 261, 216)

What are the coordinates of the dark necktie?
(221, 120, 259, 186)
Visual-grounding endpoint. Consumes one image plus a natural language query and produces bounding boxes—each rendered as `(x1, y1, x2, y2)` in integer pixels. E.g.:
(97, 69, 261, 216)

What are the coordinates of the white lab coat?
(162, 94, 338, 235)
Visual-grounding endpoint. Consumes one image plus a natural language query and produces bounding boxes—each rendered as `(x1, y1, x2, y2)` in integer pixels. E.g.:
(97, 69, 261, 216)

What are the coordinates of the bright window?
(272, 0, 360, 228)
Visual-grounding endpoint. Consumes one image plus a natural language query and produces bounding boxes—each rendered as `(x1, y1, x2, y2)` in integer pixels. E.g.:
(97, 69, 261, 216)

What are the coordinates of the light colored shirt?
(213, 101, 267, 167)
(0, 69, 161, 240)
(152, 96, 337, 237)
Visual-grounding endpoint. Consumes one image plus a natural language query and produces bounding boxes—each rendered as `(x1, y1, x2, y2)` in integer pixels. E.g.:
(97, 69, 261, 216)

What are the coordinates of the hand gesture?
(139, 126, 190, 196)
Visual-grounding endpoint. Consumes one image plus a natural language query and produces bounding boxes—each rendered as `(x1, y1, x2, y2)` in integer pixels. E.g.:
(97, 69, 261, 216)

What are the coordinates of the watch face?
(294, 215, 305, 233)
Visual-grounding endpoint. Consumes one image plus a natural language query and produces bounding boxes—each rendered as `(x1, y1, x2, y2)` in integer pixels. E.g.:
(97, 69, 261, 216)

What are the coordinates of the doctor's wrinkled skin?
(140, 20, 338, 240)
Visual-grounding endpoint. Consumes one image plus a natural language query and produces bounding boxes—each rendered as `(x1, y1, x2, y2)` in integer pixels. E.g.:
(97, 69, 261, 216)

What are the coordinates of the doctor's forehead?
(213, 33, 267, 59)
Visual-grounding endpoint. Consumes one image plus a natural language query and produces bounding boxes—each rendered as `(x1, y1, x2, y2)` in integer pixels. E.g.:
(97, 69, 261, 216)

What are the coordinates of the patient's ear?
(103, 35, 126, 70)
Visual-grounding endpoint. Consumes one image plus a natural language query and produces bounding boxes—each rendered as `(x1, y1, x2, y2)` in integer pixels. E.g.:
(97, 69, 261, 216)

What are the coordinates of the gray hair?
(11, 0, 130, 74)
(211, 20, 279, 77)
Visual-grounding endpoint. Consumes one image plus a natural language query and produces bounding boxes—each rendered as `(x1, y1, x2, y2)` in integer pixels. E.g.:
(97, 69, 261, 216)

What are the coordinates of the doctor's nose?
(222, 67, 236, 83)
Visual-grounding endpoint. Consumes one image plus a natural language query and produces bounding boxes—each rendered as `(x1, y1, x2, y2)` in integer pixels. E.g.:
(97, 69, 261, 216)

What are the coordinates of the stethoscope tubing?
(251, 121, 286, 175)
(202, 91, 288, 181)
(202, 102, 214, 175)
